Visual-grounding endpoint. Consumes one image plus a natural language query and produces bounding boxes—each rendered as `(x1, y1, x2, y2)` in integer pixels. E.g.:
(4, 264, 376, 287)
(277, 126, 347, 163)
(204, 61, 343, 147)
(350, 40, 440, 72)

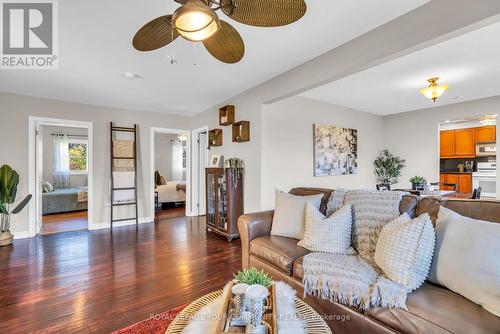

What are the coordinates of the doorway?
(150, 127, 191, 220)
(438, 114, 496, 199)
(28, 117, 93, 236)
(191, 126, 209, 216)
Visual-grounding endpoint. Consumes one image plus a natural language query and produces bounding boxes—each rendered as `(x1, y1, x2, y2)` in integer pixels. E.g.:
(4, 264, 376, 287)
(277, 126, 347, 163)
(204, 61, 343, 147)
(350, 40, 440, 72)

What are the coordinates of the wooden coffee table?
(166, 288, 332, 334)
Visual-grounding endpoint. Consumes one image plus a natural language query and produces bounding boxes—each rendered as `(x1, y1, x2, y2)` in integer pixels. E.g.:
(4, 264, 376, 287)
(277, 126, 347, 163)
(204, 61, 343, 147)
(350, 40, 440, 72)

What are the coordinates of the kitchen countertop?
(440, 171, 474, 174)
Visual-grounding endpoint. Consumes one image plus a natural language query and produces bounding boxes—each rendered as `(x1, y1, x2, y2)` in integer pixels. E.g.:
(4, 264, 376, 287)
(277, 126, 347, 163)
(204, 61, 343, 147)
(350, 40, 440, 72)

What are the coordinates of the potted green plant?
(0, 165, 32, 246)
(373, 150, 406, 188)
(209, 132, 218, 146)
(234, 267, 272, 288)
(409, 175, 427, 191)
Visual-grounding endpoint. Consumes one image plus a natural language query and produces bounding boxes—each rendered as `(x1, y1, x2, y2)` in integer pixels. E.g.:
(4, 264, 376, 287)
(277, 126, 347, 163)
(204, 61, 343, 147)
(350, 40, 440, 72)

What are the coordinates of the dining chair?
(376, 184, 391, 191)
(472, 187, 482, 199)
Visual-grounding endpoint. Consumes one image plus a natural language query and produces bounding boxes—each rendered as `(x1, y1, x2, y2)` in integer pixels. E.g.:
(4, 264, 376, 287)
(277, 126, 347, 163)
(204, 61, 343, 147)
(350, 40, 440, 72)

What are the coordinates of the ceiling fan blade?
(220, 0, 306, 27)
(203, 20, 244, 64)
(133, 15, 179, 51)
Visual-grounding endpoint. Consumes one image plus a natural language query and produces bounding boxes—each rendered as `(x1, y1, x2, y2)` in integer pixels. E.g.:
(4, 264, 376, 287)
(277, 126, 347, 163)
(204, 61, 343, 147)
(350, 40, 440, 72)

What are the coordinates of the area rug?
(112, 304, 187, 334)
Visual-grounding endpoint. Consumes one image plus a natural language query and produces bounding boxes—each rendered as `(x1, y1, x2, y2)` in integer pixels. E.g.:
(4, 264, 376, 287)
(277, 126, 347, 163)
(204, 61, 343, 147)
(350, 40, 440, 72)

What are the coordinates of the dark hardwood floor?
(41, 210, 88, 235)
(0, 215, 241, 333)
(155, 206, 186, 220)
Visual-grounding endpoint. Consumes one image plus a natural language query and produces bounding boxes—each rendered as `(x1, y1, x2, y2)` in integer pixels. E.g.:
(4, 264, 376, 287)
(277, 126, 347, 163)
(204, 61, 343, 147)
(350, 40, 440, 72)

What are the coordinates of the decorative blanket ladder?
(110, 123, 139, 228)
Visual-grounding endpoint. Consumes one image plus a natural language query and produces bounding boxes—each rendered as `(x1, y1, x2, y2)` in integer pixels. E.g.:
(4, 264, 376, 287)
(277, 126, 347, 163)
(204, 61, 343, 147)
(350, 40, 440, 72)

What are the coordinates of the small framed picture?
(209, 154, 223, 168)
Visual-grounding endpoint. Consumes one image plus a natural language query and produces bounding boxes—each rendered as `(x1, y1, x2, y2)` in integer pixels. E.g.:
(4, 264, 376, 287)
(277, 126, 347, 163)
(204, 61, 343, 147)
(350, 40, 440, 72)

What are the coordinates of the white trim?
(90, 216, 152, 230)
(13, 231, 31, 239)
(191, 126, 209, 216)
(150, 127, 193, 217)
(28, 116, 94, 237)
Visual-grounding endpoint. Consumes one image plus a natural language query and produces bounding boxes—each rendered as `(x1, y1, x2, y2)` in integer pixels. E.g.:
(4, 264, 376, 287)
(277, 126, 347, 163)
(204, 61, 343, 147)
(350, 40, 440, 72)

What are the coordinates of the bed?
(155, 181, 186, 204)
(42, 188, 88, 215)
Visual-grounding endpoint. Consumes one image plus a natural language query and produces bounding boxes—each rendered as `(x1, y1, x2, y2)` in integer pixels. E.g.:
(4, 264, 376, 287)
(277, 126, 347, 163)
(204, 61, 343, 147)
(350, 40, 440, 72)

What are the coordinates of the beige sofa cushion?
(428, 206, 500, 317)
(270, 190, 323, 240)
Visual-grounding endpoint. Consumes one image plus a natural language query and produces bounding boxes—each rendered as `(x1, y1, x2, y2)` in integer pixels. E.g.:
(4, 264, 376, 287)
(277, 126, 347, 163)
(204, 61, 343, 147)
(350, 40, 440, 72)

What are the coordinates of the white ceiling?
(0, 0, 428, 115)
(301, 20, 500, 115)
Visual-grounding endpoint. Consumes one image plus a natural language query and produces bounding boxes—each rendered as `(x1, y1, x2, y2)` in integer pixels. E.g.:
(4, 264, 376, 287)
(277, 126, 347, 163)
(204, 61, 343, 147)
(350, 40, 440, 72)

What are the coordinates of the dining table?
(397, 189, 473, 199)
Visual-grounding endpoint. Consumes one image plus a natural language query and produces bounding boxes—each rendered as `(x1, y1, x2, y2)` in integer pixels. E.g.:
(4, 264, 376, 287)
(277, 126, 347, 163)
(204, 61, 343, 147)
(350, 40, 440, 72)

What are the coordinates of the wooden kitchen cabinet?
(440, 173, 472, 193)
(475, 125, 496, 142)
(458, 174, 472, 193)
(454, 128, 475, 157)
(440, 130, 455, 158)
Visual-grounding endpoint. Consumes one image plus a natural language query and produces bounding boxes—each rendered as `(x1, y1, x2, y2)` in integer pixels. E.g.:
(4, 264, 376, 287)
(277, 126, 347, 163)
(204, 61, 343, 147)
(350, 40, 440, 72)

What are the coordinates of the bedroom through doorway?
(31, 120, 92, 236)
(153, 128, 190, 220)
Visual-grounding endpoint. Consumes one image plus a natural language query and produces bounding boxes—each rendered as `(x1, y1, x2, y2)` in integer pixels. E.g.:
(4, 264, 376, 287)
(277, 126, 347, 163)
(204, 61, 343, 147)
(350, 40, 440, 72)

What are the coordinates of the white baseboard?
(89, 216, 153, 230)
(13, 231, 31, 239)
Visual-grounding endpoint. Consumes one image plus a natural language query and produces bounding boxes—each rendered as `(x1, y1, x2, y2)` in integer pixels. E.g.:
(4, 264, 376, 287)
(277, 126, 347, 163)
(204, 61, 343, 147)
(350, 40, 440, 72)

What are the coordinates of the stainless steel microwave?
(476, 142, 497, 157)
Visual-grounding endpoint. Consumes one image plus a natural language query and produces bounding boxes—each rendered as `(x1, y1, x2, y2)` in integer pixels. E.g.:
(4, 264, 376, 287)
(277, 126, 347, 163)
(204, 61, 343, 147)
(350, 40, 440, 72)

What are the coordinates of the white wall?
(0, 92, 191, 235)
(383, 95, 500, 198)
(260, 96, 384, 209)
(154, 133, 177, 181)
(41, 125, 88, 188)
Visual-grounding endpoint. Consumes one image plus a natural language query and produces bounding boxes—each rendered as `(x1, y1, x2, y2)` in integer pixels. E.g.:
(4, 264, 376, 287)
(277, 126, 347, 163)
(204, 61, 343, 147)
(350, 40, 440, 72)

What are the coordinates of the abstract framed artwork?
(313, 124, 358, 177)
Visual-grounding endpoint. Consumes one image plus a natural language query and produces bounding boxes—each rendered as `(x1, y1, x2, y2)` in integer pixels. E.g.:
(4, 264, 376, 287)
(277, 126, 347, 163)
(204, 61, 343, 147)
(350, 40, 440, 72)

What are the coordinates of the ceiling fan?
(132, 0, 307, 64)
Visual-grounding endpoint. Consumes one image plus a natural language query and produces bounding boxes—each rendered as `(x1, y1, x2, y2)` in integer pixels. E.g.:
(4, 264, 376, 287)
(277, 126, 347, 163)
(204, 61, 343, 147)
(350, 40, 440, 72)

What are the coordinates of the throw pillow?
(46, 181, 54, 192)
(428, 206, 500, 317)
(375, 213, 435, 291)
(42, 181, 54, 193)
(298, 203, 354, 254)
(270, 190, 323, 240)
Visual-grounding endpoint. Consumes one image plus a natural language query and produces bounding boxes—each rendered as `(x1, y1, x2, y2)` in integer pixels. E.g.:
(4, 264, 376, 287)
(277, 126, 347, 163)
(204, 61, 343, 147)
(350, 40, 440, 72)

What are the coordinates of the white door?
(198, 132, 208, 215)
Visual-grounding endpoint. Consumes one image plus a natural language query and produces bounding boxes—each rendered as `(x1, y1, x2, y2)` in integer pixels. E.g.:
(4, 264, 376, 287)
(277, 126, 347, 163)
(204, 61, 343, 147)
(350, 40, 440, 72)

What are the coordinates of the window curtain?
(53, 135, 70, 189)
(172, 140, 184, 181)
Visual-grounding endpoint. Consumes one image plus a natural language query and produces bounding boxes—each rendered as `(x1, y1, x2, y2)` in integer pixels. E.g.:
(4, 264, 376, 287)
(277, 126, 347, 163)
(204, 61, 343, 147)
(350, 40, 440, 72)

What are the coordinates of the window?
(68, 139, 88, 174)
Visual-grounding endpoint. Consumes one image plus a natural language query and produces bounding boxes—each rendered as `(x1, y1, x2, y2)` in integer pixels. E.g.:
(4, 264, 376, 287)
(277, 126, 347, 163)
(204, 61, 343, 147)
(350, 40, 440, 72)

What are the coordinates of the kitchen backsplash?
(440, 157, 496, 173)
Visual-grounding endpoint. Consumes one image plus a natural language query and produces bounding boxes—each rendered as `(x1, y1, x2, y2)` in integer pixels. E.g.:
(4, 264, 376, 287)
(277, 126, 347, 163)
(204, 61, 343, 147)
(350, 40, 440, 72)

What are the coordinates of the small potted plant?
(457, 163, 465, 173)
(209, 132, 218, 146)
(0, 165, 32, 246)
(234, 267, 272, 288)
(409, 175, 427, 191)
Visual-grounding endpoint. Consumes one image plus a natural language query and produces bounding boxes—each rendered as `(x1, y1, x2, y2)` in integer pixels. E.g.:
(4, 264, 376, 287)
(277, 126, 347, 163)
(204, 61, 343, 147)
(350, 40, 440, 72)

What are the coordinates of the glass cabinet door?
(217, 172, 228, 231)
(207, 173, 216, 227)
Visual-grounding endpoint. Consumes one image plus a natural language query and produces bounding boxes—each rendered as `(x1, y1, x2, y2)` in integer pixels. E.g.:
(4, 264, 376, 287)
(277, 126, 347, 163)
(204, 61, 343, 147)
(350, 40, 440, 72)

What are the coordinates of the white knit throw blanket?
(303, 253, 407, 310)
(304, 190, 408, 310)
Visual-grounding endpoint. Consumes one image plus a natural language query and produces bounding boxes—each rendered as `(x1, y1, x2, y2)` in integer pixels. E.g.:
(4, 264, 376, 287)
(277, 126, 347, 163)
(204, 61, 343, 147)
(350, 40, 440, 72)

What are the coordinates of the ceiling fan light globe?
(173, 1, 220, 41)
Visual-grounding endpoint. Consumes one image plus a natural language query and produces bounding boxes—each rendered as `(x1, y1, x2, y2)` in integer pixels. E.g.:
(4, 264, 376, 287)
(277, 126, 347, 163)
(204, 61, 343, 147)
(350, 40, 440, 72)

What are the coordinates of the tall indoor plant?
(373, 150, 406, 188)
(0, 165, 32, 246)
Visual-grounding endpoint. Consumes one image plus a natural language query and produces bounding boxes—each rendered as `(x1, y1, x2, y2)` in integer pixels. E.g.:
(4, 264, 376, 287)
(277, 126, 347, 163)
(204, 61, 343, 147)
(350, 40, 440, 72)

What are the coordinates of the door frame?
(150, 127, 192, 218)
(28, 116, 94, 237)
(191, 126, 209, 216)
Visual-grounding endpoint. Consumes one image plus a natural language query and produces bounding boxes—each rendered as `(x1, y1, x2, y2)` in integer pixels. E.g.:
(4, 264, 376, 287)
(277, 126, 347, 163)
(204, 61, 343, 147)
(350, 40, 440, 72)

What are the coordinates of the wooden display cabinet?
(205, 168, 243, 241)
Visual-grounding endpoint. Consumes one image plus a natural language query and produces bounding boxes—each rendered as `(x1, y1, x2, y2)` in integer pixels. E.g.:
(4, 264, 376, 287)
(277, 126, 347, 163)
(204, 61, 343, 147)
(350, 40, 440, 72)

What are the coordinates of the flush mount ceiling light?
(420, 77, 449, 102)
(132, 0, 307, 64)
